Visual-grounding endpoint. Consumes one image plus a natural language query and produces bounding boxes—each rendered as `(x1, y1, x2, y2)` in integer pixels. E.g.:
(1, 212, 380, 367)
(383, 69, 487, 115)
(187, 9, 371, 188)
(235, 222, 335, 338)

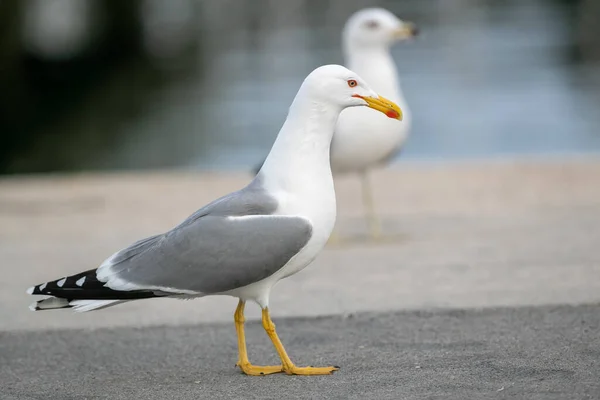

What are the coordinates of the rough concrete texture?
(1, 305, 599, 400)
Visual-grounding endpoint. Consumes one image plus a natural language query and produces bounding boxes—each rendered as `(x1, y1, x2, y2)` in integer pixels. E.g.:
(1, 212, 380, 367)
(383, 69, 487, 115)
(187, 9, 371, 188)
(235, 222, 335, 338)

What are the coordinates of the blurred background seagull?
(26, 64, 402, 376)
(253, 8, 417, 242)
(332, 8, 417, 242)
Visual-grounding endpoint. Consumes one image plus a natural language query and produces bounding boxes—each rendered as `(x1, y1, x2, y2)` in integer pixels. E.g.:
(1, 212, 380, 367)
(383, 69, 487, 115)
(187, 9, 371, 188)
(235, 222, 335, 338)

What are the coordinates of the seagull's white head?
(343, 8, 418, 49)
(300, 64, 403, 120)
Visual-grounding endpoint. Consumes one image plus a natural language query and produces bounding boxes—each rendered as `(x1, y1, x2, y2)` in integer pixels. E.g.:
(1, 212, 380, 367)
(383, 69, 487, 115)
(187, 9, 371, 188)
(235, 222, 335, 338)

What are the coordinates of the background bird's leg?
(360, 170, 382, 239)
(327, 227, 341, 245)
(261, 307, 339, 375)
(234, 300, 283, 376)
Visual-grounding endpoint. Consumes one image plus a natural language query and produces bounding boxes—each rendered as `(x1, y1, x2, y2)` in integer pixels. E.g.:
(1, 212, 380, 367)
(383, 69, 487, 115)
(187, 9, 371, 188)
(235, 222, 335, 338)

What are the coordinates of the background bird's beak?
(393, 22, 419, 39)
(353, 95, 403, 120)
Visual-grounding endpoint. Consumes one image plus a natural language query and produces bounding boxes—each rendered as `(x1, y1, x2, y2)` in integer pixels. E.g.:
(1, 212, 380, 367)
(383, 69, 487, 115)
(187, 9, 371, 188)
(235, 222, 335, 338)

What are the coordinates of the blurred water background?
(1, 0, 599, 174)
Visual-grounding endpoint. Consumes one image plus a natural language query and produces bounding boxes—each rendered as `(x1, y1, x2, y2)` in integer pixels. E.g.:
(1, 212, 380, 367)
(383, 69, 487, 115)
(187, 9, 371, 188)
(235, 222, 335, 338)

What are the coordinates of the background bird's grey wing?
(100, 174, 312, 293)
(103, 214, 312, 294)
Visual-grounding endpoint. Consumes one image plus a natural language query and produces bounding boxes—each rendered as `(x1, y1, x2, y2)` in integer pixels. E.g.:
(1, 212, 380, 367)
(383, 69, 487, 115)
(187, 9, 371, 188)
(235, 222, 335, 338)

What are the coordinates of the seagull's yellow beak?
(353, 94, 403, 120)
(392, 22, 419, 39)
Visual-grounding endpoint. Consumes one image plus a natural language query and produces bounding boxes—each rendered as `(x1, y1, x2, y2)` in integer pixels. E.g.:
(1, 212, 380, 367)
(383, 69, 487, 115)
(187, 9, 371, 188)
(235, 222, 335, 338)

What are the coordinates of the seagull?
(331, 8, 417, 241)
(253, 8, 417, 242)
(26, 65, 402, 376)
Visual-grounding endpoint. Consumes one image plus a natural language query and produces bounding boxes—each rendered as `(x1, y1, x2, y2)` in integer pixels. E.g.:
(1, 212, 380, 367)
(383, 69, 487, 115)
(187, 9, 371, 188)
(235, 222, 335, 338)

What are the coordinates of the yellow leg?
(234, 300, 283, 376)
(360, 171, 382, 240)
(261, 308, 339, 375)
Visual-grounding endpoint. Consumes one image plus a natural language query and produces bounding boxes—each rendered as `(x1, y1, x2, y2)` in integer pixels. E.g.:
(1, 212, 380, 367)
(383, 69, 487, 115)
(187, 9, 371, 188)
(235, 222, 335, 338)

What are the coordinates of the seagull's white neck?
(259, 86, 341, 195)
(344, 45, 402, 102)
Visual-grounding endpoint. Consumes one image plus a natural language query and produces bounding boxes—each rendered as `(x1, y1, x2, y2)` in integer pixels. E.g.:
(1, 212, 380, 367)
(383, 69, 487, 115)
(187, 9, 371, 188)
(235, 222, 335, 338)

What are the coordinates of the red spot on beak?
(386, 110, 399, 119)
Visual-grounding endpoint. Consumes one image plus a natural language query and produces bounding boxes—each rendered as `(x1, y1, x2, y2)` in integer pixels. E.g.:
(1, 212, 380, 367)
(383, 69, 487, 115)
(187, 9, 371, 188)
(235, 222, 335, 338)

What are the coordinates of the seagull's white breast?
(271, 176, 337, 279)
(331, 104, 411, 173)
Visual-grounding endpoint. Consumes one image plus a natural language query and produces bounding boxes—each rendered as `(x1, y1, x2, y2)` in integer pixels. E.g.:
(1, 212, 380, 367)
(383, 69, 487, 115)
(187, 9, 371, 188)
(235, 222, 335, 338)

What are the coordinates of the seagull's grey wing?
(102, 215, 311, 294)
(97, 175, 312, 294)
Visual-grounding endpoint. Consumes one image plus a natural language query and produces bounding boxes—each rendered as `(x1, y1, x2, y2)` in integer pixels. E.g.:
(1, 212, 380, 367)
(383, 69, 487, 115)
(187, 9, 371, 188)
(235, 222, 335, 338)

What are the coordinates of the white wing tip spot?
(57, 278, 67, 287)
(75, 277, 86, 287)
(26, 286, 34, 295)
(39, 282, 47, 291)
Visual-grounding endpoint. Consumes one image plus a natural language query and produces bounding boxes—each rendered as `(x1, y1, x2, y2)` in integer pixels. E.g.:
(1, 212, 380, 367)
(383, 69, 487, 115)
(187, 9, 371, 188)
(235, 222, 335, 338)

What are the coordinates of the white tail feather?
(30, 297, 69, 311)
(29, 297, 127, 312)
(69, 299, 125, 312)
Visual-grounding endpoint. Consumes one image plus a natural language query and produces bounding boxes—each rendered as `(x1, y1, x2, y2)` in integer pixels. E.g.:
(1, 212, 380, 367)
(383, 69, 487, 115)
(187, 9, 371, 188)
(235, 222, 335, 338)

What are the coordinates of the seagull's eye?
(365, 20, 380, 29)
(347, 79, 357, 88)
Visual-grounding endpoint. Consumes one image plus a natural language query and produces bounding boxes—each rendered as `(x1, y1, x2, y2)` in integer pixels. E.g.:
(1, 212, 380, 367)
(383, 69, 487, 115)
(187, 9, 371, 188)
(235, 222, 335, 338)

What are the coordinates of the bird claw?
(283, 365, 340, 375)
(236, 362, 284, 376)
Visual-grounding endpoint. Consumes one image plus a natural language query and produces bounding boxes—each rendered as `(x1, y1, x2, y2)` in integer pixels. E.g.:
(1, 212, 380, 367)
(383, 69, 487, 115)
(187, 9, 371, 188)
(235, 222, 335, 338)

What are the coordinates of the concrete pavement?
(1, 304, 599, 399)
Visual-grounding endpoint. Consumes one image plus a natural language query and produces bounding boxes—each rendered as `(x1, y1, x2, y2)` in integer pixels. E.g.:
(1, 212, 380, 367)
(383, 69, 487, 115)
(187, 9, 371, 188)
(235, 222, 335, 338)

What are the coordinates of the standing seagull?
(253, 8, 417, 242)
(331, 8, 417, 241)
(26, 65, 402, 376)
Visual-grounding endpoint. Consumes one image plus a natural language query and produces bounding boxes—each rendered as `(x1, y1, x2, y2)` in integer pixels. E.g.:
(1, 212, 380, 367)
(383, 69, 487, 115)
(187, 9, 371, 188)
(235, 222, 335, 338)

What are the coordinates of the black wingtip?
(27, 269, 167, 302)
(26, 284, 47, 295)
